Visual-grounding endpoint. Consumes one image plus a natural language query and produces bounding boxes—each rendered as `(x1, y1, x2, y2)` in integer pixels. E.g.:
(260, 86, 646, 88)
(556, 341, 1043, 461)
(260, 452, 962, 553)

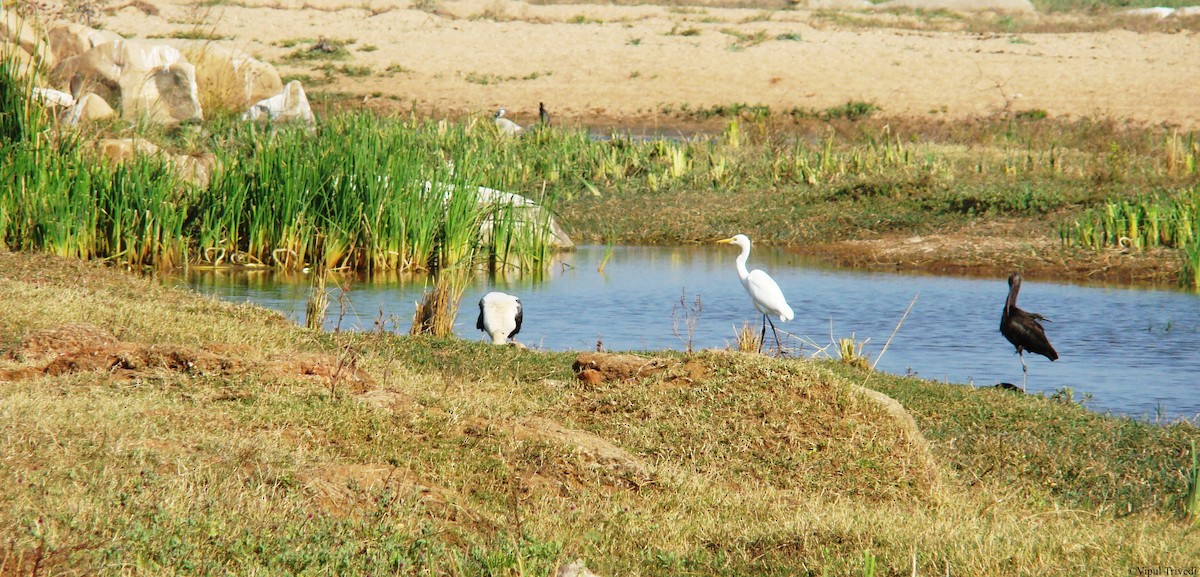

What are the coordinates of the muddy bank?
(802, 232, 1182, 288)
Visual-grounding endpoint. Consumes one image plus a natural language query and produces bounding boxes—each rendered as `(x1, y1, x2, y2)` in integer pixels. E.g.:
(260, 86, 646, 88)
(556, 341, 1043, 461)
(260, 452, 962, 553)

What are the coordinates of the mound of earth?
(571, 350, 941, 499)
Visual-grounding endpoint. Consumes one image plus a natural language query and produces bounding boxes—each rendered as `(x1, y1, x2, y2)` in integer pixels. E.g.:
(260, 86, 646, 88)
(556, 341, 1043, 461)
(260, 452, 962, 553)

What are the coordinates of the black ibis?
(1000, 272, 1058, 391)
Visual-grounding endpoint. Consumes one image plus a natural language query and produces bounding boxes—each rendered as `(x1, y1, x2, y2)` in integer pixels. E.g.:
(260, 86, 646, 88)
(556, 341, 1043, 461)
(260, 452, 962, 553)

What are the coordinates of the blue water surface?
(179, 245, 1200, 422)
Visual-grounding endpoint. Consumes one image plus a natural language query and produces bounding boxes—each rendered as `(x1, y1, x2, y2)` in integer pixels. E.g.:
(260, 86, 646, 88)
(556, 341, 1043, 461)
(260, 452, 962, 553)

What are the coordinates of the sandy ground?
(96, 0, 1200, 129)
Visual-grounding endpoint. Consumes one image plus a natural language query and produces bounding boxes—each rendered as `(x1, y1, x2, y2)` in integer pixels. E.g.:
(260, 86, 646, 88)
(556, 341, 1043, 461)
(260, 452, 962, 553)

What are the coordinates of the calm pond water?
(178, 245, 1200, 422)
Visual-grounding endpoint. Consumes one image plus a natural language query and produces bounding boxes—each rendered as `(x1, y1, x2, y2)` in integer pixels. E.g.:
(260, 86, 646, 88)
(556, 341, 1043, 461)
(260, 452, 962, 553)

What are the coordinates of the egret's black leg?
(766, 317, 783, 354)
(758, 315, 767, 354)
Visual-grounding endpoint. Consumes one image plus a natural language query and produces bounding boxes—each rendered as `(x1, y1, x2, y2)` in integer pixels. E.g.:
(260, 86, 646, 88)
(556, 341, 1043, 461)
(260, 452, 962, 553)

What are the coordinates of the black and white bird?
(493, 108, 524, 137)
(999, 272, 1058, 391)
(477, 291, 523, 345)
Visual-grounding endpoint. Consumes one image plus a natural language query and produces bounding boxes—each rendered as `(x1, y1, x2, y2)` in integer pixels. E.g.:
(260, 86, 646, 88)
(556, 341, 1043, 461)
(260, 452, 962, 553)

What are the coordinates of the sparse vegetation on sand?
(0, 251, 1197, 575)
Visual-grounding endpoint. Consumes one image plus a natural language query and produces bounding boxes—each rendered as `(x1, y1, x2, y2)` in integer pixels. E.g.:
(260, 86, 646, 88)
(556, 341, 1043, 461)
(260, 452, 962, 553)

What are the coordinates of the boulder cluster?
(1, 10, 313, 127)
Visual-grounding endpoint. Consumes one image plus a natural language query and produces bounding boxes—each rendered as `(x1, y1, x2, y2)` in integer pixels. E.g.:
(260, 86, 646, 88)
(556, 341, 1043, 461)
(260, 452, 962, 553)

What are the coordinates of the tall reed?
(1184, 440, 1200, 524)
(410, 268, 470, 337)
(305, 272, 330, 331)
(0, 39, 48, 145)
(1062, 186, 1200, 288)
(0, 57, 566, 275)
(201, 114, 564, 274)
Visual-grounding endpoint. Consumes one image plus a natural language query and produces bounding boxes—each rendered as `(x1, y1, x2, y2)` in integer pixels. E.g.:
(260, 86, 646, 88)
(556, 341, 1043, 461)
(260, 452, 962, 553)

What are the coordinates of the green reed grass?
(1062, 186, 1200, 287)
(1185, 440, 1200, 524)
(0, 47, 565, 275)
(0, 42, 49, 145)
(202, 114, 567, 274)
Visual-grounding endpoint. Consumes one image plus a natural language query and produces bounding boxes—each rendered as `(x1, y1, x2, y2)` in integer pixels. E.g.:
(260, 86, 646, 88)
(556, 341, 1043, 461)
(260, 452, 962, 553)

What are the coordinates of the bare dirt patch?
(0, 323, 375, 387)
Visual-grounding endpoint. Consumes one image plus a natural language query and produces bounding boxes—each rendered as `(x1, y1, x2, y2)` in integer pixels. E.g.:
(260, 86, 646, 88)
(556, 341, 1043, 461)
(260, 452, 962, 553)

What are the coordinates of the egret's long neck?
(735, 244, 751, 286)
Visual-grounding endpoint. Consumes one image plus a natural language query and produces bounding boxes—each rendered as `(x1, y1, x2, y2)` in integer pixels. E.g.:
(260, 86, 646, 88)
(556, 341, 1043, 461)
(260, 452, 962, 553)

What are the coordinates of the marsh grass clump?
(410, 269, 471, 336)
(1063, 185, 1200, 287)
(734, 320, 760, 353)
(1186, 440, 1200, 523)
(819, 100, 880, 121)
(837, 335, 870, 370)
(305, 272, 331, 331)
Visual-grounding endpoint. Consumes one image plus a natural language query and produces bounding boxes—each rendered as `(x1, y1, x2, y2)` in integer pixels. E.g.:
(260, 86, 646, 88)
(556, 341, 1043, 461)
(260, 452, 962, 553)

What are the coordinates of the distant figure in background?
(539, 102, 551, 126)
(493, 108, 524, 136)
(477, 292, 523, 345)
(999, 272, 1058, 392)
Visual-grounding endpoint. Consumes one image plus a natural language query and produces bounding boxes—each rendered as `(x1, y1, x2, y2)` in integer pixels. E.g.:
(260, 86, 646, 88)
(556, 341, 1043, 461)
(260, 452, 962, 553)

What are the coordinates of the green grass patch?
(317, 63, 372, 77)
(282, 38, 353, 62)
(720, 28, 769, 49)
(568, 14, 603, 24)
(667, 25, 702, 36)
(281, 73, 335, 87)
(161, 29, 231, 41)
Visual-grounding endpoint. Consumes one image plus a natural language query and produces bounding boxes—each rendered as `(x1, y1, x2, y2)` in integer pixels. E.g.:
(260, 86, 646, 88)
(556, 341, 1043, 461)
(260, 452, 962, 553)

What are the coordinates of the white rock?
(64, 92, 116, 125)
(32, 87, 74, 107)
(242, 80, 314, 124)
(53, 39, 202, 125)
(1122, 7, 1176, 17)
(556, 559, 600, 577)
(424, 181, 574, 249)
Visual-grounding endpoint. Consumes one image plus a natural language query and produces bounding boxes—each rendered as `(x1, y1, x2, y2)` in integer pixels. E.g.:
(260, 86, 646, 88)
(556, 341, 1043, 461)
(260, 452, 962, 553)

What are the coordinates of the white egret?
(718, 234, 794, 353)
(477, 292, 523, 345)
(493, 108, 524, 137)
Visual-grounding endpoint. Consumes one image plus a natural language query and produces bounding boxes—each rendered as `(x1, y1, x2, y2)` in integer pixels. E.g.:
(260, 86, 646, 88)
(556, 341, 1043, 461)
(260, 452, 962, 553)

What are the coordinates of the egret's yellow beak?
(716, 237, 735, 245)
